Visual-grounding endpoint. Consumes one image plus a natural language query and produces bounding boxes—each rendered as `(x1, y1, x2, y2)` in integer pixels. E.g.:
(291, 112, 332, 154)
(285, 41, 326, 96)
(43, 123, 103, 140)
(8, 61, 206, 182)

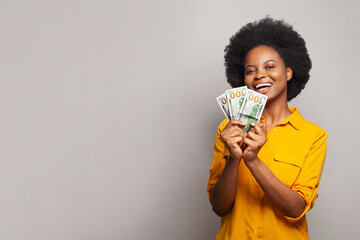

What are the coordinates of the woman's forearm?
(210, 156, 241, 217)
(246, 157, 306, 218)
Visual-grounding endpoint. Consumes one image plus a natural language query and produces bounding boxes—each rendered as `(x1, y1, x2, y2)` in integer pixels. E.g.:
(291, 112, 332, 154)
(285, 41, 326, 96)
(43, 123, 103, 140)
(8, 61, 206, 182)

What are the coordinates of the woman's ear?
(286, 66, 293, 81)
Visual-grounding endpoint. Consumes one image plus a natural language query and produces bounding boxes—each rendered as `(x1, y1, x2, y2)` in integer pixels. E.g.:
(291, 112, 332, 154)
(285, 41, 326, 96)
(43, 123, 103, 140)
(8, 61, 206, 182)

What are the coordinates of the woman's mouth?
(255, 82, 272, 94)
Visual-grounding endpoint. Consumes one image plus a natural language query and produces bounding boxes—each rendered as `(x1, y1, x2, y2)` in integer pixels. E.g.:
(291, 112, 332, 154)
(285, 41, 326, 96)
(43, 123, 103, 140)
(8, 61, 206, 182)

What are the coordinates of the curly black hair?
(224, 17, 312, 101)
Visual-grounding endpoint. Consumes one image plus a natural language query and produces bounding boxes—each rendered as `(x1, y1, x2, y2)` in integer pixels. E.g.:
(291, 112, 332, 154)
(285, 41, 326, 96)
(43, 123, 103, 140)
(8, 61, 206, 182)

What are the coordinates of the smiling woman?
(207, 17, 327, 240)
(224, 17, 312, 102)
(244, 46, 292, 106)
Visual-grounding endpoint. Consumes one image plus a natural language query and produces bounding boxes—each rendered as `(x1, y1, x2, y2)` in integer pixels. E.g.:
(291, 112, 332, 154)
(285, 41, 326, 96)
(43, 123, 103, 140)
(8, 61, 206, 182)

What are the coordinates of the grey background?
(0, 1, 359, 239)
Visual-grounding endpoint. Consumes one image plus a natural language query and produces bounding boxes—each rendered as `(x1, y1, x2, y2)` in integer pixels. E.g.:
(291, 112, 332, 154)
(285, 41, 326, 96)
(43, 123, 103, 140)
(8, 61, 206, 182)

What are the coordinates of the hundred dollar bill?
(226, 86, 247, 120)
(239, 89, 268, 133)
(216, 93, 230, 120)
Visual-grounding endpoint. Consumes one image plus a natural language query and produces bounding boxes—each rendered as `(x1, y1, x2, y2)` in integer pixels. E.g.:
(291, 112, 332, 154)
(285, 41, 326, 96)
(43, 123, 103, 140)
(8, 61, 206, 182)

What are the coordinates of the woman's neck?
(262, 99, 292, 132)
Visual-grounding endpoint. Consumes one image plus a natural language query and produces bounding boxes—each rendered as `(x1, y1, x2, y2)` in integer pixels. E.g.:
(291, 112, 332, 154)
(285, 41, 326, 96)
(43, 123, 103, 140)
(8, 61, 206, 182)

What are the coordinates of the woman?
(207, 17, 327, 239)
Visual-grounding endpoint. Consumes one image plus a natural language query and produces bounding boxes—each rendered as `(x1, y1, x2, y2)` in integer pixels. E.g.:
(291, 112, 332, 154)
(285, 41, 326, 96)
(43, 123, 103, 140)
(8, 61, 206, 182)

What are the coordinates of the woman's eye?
(246, 70, 255, 75)
(266, 65, 275, 70)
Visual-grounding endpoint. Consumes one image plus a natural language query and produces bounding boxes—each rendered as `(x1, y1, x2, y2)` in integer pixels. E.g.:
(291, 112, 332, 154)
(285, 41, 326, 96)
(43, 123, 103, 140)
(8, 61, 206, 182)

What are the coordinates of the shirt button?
(273, 129, 276, 132)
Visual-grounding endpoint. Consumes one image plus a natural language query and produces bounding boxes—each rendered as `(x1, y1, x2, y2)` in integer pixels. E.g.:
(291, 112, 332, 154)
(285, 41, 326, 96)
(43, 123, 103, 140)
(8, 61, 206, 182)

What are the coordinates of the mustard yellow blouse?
(207, 107, 327, 240)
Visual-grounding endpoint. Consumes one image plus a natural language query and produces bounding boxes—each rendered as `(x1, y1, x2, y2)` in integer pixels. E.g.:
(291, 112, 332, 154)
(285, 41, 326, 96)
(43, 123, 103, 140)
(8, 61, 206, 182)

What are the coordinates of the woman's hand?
(220, 120, 246, 161)
(211, 120, 246, 216)
(243, 122, 267, 163)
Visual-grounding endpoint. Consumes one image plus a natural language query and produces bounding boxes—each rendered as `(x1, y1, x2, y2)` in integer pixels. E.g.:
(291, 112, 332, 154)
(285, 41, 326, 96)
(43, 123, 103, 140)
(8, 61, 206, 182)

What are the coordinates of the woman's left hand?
(243, 122, 267, 163)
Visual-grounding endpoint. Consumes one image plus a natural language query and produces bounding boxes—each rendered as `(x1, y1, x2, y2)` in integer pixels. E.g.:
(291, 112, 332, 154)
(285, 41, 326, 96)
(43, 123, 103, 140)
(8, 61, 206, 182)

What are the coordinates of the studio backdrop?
(0, 1, 359, 239)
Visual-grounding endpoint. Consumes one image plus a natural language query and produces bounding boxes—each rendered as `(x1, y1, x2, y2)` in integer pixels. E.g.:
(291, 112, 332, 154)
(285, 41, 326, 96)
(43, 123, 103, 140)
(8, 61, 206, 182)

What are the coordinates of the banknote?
(216, 93, 230, 120)
(225, 86, 247, 120)
(239, 89, 268, 133)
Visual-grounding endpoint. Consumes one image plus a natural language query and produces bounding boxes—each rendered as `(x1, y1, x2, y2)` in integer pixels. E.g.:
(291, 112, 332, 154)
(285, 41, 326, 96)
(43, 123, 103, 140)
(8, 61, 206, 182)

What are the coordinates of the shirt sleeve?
(284, 129, 328, 222)
(207, 119, 230, 205)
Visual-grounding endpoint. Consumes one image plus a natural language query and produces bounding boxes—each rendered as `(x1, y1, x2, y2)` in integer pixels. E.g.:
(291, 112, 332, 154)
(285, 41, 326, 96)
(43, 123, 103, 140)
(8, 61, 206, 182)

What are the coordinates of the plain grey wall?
(1, 1, 359, 239)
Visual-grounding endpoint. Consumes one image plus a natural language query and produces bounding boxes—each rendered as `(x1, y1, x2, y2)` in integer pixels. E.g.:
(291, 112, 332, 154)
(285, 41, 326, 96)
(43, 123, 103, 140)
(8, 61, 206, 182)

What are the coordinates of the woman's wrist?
(228, 154, 242, 162)
(244, 156, 261, 169)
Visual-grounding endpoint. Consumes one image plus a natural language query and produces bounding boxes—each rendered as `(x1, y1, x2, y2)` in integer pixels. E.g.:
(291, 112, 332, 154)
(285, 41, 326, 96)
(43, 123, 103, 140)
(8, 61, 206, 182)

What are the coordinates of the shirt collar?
(284, 107, 304, 130)
(260, 107, 305, 131)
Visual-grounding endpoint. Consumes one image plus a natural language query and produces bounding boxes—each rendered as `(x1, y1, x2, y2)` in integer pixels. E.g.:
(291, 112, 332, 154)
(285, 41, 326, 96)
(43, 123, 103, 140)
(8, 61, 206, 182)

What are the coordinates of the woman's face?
(244, 45, 292, 103)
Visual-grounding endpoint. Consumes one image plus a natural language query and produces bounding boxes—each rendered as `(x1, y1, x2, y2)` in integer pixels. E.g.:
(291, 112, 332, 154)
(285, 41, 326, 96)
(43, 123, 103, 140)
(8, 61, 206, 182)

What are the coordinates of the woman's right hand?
(220, 120, 246, 161)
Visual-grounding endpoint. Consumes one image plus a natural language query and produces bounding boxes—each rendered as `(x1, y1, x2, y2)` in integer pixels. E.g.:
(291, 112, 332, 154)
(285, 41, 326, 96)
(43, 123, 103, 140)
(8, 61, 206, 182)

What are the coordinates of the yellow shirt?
(207, 107, 327, 240)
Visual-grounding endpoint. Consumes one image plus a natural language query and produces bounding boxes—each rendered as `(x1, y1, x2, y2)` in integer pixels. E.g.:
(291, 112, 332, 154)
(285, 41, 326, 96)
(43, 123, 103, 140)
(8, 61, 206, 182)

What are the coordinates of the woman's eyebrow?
(264, 60, 276, 64)
(244, 64, 255, 70)
(245, 60, 277, 69)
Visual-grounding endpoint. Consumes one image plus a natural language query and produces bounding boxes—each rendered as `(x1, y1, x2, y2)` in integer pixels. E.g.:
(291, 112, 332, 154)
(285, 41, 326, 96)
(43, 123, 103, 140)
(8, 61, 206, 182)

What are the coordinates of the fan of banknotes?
(216, 87, 268, 133)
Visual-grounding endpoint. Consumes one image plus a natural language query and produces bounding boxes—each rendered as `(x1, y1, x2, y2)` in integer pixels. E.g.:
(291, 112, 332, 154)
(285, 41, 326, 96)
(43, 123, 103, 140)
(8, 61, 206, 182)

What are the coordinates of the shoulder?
(290, 107, 327, 141)
(217, 118, 229, 133)
(302, 118, 327, 137)
(300, 118, 328, 146)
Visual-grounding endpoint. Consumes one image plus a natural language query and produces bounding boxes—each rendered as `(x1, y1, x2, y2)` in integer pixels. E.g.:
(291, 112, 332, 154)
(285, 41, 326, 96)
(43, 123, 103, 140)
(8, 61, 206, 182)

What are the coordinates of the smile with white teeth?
(255, 83, 272, 89)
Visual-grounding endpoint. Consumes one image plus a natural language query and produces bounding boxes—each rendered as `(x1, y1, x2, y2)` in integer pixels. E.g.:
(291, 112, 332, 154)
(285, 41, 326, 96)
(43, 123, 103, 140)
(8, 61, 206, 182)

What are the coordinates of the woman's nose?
(255, 70, 266, 80)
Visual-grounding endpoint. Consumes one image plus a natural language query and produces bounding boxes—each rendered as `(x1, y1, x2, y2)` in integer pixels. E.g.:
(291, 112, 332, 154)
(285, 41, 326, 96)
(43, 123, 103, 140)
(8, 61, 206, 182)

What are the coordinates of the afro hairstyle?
(224, 17, 312, 101)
